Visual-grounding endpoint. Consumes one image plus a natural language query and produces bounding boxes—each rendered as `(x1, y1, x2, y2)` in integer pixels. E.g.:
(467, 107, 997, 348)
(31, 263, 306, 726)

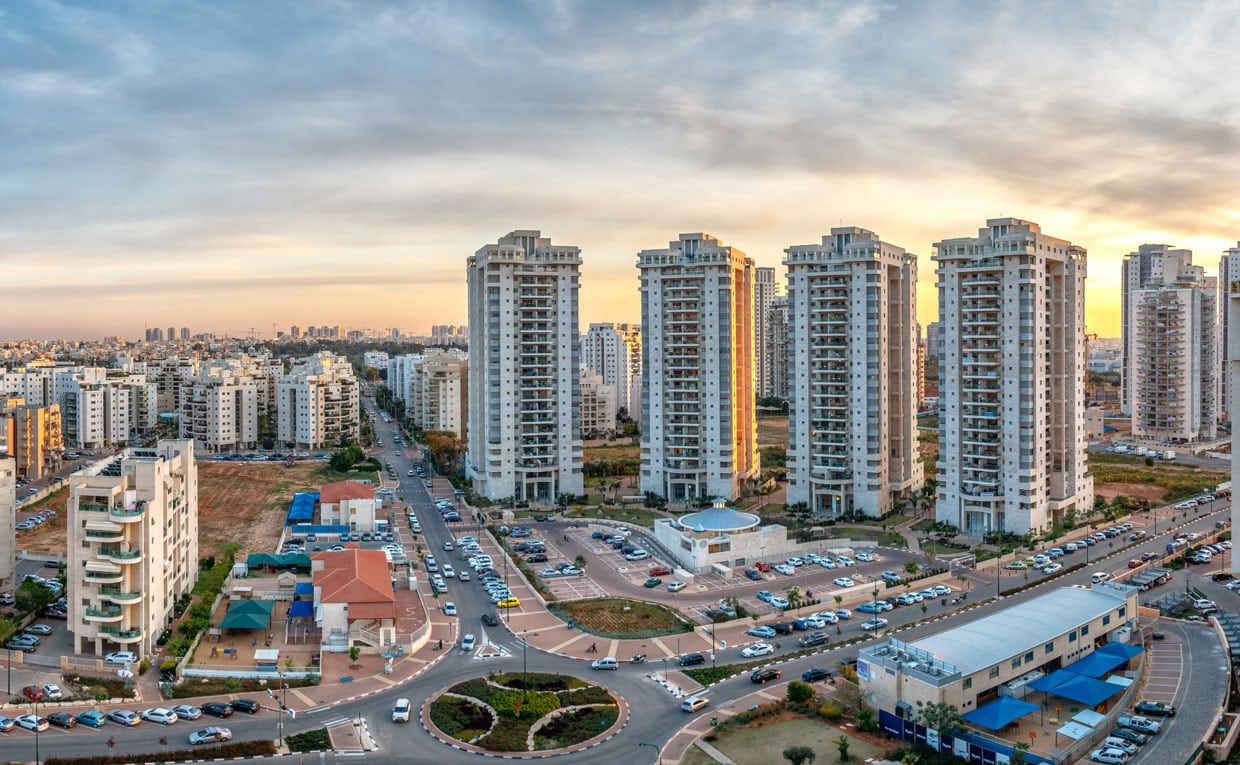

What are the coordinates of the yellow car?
(496, 597, 521, 609)
(1021, 556, 1037, 567)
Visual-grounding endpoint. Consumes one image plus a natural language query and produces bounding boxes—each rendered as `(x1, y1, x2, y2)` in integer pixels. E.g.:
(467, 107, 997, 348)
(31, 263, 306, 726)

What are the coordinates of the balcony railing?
(99, 587, 142, 603)
(84, 606, 124, 622)
(98, 626, 142, 642)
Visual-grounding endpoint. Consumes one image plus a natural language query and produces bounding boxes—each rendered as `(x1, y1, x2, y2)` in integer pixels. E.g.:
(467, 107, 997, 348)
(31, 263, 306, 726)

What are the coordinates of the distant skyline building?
(784, 227, 922, 517)
(767, 296, 790, 400)
(1122, 244, 1218, 443)
(1220, 243, 1240, 423)
(638, 233, 758, 501)
(467, 230, 583, 502)
(754, 266, 778, 397)
(934, 218, 1092, 536)
(583, 322, 642, 419)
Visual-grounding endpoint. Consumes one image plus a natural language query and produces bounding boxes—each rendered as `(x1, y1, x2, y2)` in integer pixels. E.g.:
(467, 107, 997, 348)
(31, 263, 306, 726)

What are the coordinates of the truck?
(1217, 482, 1232, 498)
(1161, 450, 1177, 461)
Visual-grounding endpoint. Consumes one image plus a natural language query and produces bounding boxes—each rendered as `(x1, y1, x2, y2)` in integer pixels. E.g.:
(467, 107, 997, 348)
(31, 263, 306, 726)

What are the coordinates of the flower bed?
(429, 673, 621, 753)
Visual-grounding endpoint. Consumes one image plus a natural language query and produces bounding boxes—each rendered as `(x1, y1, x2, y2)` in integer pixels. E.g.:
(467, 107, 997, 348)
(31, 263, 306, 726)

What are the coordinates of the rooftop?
(312, 548, 395, 620)
(319, 480, 375, 504)
(677, 498, 760, 533)
(895, 585, 1134, 677)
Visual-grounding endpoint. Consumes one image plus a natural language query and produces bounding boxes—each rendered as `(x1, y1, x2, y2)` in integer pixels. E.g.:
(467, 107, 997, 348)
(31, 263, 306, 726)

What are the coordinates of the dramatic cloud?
(2, 0, 1239, 339)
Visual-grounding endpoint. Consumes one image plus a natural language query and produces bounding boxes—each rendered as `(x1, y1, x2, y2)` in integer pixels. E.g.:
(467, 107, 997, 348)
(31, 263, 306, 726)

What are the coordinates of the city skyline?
(4, 1, 1240, 340)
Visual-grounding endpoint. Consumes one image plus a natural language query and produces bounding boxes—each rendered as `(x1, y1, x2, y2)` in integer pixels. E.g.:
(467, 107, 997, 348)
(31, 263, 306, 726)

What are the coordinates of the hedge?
(45, 740, 276, 765)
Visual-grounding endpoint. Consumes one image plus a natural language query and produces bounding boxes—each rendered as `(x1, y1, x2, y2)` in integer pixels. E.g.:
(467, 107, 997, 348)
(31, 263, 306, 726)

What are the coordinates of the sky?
(3, 1, 1240, 341)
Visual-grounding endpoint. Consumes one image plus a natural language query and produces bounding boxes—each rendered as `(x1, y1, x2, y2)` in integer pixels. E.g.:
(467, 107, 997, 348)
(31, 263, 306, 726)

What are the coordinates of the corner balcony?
(99, 587, 143, 605)
(99, 547, 143, 565)
(84, 526, 126, 542)
(84, 570, 124, 585)
(109, 503, 147, 523)
(98, 626, 142, 643)
(84, 605, 124, 623)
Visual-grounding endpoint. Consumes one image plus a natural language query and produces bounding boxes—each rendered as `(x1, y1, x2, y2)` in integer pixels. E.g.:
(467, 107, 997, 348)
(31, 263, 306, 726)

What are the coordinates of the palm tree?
(786, 586, 802, 611)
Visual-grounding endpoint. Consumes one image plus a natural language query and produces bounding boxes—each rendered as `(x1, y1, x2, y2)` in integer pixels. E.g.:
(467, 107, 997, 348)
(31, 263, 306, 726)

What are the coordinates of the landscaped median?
(547, 598, 694, 639)
(424, 673, 625, 754)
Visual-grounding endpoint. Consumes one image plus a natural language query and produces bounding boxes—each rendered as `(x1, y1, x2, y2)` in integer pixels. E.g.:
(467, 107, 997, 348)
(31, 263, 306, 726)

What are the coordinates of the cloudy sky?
(4, 1, 1239, 340)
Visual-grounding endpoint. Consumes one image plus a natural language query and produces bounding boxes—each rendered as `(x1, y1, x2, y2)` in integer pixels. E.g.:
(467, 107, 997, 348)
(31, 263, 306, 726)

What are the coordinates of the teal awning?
(219, 599, 275, 631)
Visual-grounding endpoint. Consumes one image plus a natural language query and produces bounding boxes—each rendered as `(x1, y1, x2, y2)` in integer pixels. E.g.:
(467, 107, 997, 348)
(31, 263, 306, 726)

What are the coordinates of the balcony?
(98, 626, 142, 643)
(84, 570, 124, 584)
(99, 547, 142, 565)
(99, 587, 143, 604)
(85, 527, 126, 542)
(110, 503, 147, 523)
(84, 606, 124, 623)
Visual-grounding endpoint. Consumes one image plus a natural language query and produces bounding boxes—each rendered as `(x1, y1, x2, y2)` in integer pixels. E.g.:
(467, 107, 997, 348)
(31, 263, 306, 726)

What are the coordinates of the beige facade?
(1, 400, 64, 478)
(67, 440, 199, 660)
(180, 367, 260, 453)
(0, 457, 14, 591)
(583, 322, 642, 418)
(579, 369, 617, 438)
(639, 233, 758, 501)
(277, 353, 359, 450)
(858, 584, 1138, 717)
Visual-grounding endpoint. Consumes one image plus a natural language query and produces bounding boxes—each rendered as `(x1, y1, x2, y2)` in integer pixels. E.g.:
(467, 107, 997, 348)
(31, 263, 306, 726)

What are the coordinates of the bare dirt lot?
(1093, 481, 1170, 503)
(197, 460, 335, 559)
(14, 490, 69, 555)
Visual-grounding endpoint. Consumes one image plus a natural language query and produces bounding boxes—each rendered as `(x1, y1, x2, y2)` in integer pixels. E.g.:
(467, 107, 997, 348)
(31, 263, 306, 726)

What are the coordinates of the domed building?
(654, 498, 792, 573)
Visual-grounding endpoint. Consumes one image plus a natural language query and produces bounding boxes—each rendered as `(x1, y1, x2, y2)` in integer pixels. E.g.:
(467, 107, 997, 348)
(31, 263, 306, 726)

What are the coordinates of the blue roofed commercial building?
(857, 584, 1139, 719)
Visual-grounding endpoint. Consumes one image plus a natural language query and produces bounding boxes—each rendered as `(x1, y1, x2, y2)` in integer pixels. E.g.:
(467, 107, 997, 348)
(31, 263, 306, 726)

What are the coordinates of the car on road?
(76, 711, 107, 728)
(105, 651, 138, 665)
(802, 667, 831, 682)
(1043, 563, 1063, 574)
(591, 657, 619, 670)
(798, 632, 830, 648)
(833, 577, 855, 587)
(189, 726, 234, 744)
(681, 696, 709, 713)
(481, 613, 499, 627)
(201, 703, 233, 718)
(678, 653, 706, 667)
(171, 706, 202, 721)
(750, 668, 781, 684)
(741, 642, 774, 658)
(392, 698, 412, 722)
(47, 712, 78, 729)
(107, 709, 141, 726)
(1134, 701, 1175, 717)
(862, 618, 889, 631)
(443, 602, 457, 616)
(16, 715, 50, 732)
(747, 625, 776, 638)
(461, 634, 476, 651)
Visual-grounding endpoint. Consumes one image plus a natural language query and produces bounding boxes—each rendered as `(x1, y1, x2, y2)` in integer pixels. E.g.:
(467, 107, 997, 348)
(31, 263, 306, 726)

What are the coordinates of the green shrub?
(284, 728, 330, 752)
(138, 658, 150, 675)
(818, 701, 844, 720)
(786, 680, 815, 704)
(490, 689, 560, 720)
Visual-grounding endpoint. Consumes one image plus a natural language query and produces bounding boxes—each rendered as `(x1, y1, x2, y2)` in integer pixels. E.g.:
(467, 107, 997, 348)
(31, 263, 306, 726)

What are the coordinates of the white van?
(1091, 571, 1112, 584)
(681, 696, 710, 713)
(392, 698, 411, 722)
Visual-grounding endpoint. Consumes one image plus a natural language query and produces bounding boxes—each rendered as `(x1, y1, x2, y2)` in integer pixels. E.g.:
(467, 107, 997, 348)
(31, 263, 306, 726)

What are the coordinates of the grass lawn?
(583, 444, 640, 461)
(756, 416, 789, 448)
(851, 513, 910, 527)
(681, 718, 886, 765)
(566, 505, 666, 528)
(548, 598, 692, 638)
(833, 527, 906, 547)
(1088, 452, 1226, 500)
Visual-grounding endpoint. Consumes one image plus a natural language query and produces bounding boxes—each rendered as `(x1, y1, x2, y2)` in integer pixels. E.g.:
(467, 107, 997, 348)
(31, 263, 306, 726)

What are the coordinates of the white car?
(1043, 563, 1063, 574)
(171, 705, 202, 721)
(785, 557, 804, 567)
(141, 708, 179, 725)
(461, 634, 476, 651)
(833, 577, 855, 588)
(810, 611, 838, 624)
(862, 618, 889, 631)
(855, 552, 876, 562)
(189, 726, 233, 744)
(16, 715, 50, 732)
(770, 596, 790, 609)
(442, 564, 455, 578)
(458, 570, 471, 581)
(392, 698, 411, 723)
(105, 651, 138, 665)
(774, 564, 796, 576)
(819, 559, 837, 569)
(443, 602, 457, 616)
(801, 616, 826, 629)
(42, 683, 63, 700)
(741, 642, 774, 658)
(836, 556, 855, 566)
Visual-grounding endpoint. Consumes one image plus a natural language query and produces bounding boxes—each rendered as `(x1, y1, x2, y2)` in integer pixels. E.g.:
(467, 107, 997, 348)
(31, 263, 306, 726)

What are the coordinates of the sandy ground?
(1093, 481, 1167, 503)
(197, 460, 333, 559)
(14, 489, 69, 555)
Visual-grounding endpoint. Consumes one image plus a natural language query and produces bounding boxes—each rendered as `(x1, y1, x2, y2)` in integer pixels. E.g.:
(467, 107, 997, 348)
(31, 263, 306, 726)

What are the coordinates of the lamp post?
(522, 630, 529, 704)
(33, 697, 41, 765)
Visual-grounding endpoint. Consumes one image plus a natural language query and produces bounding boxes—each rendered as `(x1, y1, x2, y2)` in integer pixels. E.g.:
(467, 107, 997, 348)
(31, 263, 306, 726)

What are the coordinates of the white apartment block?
(0, 367, 55, 406)
(784, 227, 923, 518)
(67, 440, 198, 660)
(934, 218, 1093, 536)
(416, 355, 467, 438)
(754, 266, 778, 397)
(579, 369, 617, 438)
(767, 296, 790, 400)
(180, 366, 260, 453)
(277, 353, 360, 450)
(0, 457, 14, 591)
(1123, 245, 1218, 443)
(1220, 244, 1240, 422)
(467, 230, 584, 502)
(59, 370, 157, 449)
(639, 233, 758, 501)
(583, 323, 642, 418)
(387, 354, 419, 406)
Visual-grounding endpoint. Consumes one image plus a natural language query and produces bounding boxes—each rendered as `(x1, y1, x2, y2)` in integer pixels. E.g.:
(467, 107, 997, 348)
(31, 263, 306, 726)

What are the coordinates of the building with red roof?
(318, 479, 379, 532)
(311, 547, 397, 651)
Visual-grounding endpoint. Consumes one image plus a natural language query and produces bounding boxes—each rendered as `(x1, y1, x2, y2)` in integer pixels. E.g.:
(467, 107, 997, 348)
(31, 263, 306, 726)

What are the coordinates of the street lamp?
(521, 630, 539, 704)
(32, 697, 41, 765)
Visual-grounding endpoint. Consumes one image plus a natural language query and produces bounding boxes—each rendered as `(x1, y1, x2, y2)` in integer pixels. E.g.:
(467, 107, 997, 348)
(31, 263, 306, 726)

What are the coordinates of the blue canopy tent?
(293, 582, 314, 597)
(289, 600, 314, 618)
(962, 696, 1040, 731)
(1097, 642, 1144, 661)
(1028, 668, 1076, 693)
(286, 492, 319, 525)
(1064, 650, 1127, 678)
(1045, 674, 1123, 706)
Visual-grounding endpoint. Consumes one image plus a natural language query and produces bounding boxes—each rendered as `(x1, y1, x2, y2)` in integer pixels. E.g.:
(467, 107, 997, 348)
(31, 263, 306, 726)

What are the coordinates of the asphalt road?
(3, 410, 1232, 763)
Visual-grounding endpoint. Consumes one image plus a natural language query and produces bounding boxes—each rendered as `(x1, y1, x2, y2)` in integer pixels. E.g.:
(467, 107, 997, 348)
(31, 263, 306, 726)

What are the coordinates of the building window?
(1011, 658, 1021, 670)
(963, 677, 972, 689)
(1025, 652, 1034, 663)
(989, 667, 999, 679)
(1081, 625, 1089, 636)
(1103, 615, 1111, 626)
(1045, 642, 1054, 654)
(1068, 630, 1077, 642)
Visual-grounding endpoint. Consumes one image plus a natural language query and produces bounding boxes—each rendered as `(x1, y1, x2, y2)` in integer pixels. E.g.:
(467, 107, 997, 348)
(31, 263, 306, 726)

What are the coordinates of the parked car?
(744, 568, 763, 581)
(741, 643, 774, 658)
(1117, 715, 1161, 734)
(1088, 749, 1129, 764)
(47, 712, 78, 729)
(650, 565, 672, 576)
(171, 705, 202, 721)
(76, 711, 107, 728)
(833, 577, 856, 587)
(1134, 701, 1175, 717)
(644, 577, 663, 588)
(42, 683, 63, 700)
(770, 596, 790, 609)
(107, 710, 141, 726)
(189, 727, 233, 745)
(105, 651, 138, 665)
(22, 685, 45, 702)
(230, 699, 261, 714)
(16, 715, 50, 732)
(747, 625, 776, 638)
(201, 703, 233, 718)
(1108, 727, 1149, 746)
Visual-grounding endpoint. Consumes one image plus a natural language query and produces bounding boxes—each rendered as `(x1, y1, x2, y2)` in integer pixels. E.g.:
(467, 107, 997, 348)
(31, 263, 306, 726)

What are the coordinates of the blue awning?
(1046, 674, 1123, 706)
(1096, 642, 1143, 660)
(289, 600, 314, 618)
(1064, 650, 1127, 678)
(294, 582, 314, 596)
(1028, 668, 1077, 693)
(286, 492, 319, 525)
(962, 696, 1040, 730)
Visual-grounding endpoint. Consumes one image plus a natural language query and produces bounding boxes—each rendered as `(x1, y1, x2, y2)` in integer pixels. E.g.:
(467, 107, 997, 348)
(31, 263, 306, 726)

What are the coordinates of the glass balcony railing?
(98, 626, 142, 642)
(99, 587, 142, 603)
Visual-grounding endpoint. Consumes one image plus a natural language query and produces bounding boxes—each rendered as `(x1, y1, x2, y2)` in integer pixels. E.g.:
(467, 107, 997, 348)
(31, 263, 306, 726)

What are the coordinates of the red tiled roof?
(312, 548, 395, 620)
(319, 480, 375, 504)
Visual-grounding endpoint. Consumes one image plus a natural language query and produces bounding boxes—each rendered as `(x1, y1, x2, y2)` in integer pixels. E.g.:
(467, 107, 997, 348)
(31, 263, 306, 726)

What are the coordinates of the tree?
(1010, 743, 1029, 765)
(783, 745, 816, 765)
(15, 580, 56, 615)
(329, 444, 365, 472)
(348, 646, 360, 664)
(834, 735, 851, 762)
(785, 586, 802, 610)
(424, 430, 464, 472)
(786, 680, 815, 704)
(914, 701, 966, 734)
(903, 561, 919, 576)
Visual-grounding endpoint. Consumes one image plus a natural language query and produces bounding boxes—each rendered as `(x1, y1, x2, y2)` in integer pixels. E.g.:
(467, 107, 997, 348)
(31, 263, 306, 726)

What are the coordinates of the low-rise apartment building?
(67, 440, 199, 660)
(1, 400, 64, 478)
(277, 352, 359, 450)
